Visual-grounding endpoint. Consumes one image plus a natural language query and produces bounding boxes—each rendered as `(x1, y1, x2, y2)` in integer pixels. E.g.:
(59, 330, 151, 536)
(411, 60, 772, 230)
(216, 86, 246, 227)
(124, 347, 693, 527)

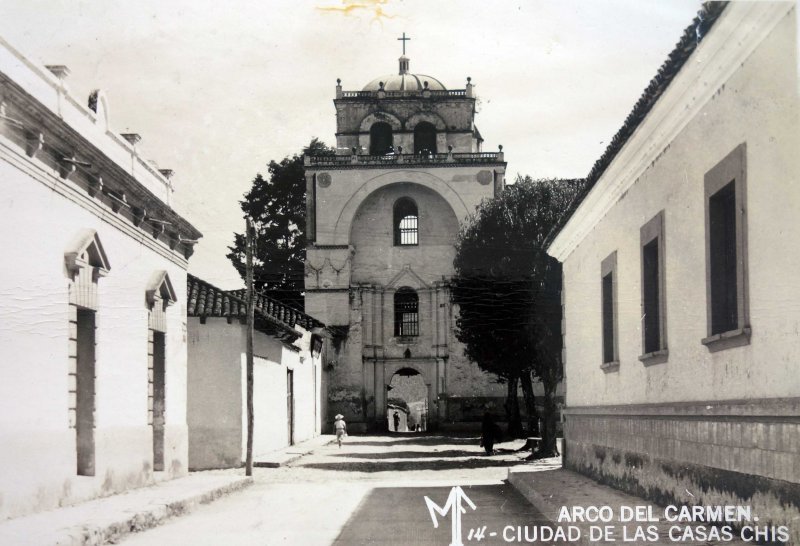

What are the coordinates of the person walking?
(334, 414, 347, 448)
(392, 411, 400, 432)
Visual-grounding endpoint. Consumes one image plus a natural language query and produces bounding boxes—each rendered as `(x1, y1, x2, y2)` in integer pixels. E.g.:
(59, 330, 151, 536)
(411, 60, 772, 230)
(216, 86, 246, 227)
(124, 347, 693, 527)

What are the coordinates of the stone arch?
(358, 111, 402, 133)
(405, 111, 446, 131)
(334, 171, 469, 245)
(385, 362, 432, 389)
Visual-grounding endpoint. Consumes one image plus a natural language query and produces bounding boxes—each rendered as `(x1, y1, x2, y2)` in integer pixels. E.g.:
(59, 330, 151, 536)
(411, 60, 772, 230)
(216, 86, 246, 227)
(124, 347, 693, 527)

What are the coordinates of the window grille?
(394, 288, 419, 336)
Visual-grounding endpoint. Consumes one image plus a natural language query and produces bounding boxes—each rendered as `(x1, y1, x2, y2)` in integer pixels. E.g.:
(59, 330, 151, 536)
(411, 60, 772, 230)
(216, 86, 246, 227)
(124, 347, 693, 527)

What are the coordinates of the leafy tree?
(227, 139, 335, 309)
(452, 176, 585, 456)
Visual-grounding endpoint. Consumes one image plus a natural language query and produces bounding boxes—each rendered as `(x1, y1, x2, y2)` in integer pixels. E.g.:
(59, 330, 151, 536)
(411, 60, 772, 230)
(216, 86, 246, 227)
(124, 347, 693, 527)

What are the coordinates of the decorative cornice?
(0, 37, 201, 260)
(0, 136, 190, 267)
(548, 2, 791, 261)
(0, 76, 201, 259)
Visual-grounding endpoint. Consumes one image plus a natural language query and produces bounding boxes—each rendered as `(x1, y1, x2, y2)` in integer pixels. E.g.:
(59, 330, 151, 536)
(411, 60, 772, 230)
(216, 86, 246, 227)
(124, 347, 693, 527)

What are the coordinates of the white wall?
(0, 151, 189, 519)
(556, 5, 799, 407)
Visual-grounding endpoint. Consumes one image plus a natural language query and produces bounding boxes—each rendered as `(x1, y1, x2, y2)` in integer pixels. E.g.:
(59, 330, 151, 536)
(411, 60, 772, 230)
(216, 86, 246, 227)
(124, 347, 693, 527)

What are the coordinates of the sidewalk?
(0, 470, 252, 546)
(508, 468, 747, 545)
(254, 434, 334, 467)
(0, 435, 333, 545)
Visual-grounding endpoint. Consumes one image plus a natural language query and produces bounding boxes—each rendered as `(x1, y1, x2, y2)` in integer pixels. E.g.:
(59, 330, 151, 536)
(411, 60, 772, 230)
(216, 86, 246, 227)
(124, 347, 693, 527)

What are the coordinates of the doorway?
(152, 331, 166, 471)
(386, 368, 428, 432)
(287, 369, 295, 445)
(76, 309, 96, 476)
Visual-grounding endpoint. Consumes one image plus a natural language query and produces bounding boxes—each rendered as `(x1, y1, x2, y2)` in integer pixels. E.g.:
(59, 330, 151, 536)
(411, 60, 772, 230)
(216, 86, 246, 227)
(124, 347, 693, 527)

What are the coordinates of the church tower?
(305, 41, 507, 432)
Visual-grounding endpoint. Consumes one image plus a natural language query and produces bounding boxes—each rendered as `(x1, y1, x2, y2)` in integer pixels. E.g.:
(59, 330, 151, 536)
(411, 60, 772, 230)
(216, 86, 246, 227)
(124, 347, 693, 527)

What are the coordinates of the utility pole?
(245, 217, 255, 476)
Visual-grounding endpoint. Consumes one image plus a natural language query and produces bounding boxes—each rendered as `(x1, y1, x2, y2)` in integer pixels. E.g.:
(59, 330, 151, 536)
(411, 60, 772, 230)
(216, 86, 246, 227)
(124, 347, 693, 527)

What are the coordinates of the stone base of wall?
(0, 425, 188, 521)
(564, 398, 800, 545)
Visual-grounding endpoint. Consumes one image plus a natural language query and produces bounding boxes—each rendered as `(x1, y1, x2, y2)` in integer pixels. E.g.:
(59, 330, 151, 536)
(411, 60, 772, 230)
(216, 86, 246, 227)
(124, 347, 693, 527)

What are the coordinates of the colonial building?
(547, 2, 799, 540)
(0, 38, 201, 519)
(304, 48, 509, 431)
(186, 275, 326, 469)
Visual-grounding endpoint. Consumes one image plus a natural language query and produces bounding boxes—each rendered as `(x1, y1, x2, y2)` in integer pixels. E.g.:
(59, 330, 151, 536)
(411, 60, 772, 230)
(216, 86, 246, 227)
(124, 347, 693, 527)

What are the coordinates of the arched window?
(393, 198, 418, 246)
(414, 122, 437, 155)
(394, 288, 419, 337)
(369, 122, 393, 155)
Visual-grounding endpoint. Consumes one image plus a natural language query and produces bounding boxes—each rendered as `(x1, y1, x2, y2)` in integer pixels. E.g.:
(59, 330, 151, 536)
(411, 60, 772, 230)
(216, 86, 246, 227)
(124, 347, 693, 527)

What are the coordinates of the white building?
(186, 275, 325, 469)
(0, 38, 201, 519)
(547, 2, 799, 540)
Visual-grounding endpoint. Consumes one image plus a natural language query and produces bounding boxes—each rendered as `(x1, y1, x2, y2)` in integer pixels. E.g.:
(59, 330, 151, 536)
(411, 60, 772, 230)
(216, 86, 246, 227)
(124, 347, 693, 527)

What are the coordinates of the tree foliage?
(227, 138, 334, 310)
(451, 176, 585, 452)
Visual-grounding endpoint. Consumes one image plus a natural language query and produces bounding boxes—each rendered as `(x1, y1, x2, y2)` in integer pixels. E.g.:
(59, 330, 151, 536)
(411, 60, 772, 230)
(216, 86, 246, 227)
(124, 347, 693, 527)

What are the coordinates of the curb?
(60, 476, 254, 546)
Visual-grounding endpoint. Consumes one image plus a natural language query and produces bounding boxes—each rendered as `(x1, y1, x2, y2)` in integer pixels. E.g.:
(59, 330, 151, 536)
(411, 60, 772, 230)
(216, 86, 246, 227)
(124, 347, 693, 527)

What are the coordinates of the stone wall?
(564, 400, 800, 543)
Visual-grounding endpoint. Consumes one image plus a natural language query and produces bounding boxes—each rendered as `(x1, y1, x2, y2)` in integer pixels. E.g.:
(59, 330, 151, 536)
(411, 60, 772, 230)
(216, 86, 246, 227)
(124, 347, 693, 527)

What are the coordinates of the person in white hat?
(334, 414, 347, 448)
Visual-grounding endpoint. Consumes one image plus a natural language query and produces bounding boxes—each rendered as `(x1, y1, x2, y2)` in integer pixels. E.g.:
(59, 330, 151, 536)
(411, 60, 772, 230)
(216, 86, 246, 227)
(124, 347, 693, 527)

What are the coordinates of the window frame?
(600, 251, 619, 371)
(394, 287, 419, 337)
(639, 210, 668, 364)
(393, 197, 419, 247)
(702, 143, 750, 351)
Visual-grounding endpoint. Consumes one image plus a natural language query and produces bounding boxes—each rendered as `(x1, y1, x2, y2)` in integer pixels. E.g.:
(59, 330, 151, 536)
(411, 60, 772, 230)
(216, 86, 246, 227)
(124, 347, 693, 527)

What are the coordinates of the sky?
(0, 0, 704, 288)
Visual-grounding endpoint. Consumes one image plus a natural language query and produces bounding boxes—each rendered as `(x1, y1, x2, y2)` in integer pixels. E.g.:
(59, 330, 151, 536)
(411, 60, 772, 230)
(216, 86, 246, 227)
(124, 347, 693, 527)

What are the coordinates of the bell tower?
(305, 40, 507, 432)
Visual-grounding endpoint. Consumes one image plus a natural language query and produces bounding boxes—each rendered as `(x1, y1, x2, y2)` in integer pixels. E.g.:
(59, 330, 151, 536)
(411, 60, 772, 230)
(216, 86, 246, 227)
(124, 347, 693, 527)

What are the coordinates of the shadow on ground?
(344, 435, 480, 447)
(297, 457, 528, 472)
(330, 449, 477, 459)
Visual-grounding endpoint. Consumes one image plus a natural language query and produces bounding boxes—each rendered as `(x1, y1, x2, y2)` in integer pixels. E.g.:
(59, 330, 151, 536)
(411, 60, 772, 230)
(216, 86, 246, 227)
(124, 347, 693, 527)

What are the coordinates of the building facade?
(186, 275, 325, 470)
(0, 38, 201, 519)
(304, 54, 509, 431)
(547, 2, 799, 540)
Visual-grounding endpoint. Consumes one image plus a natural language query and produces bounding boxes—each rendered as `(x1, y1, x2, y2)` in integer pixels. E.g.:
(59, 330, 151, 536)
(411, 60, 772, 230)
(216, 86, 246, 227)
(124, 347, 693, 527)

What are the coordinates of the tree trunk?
(504, 375, 524, 439)
(538, 369, 560, 458)
(519, 371, 540, 437)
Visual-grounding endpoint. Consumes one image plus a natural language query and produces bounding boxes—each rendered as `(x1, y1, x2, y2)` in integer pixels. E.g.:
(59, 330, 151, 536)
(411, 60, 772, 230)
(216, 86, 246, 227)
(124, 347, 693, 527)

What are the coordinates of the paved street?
(121, 434, 558, 545)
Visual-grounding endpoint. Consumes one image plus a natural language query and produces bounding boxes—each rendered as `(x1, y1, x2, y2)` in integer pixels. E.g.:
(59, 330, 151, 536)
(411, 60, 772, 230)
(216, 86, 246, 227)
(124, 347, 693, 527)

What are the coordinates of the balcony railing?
(306, 150, 504, 168)
(338, 89, 468, 99)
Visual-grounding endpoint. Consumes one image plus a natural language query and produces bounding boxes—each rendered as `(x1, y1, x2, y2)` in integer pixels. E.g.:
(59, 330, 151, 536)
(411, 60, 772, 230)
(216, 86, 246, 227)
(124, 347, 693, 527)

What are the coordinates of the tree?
(451, 176, 585, 455)
(228, 138, 334, 310)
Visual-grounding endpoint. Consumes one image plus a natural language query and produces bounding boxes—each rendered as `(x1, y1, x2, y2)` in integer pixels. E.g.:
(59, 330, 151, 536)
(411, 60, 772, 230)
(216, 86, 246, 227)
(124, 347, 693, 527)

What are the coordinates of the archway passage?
(386, 368, 428, 432)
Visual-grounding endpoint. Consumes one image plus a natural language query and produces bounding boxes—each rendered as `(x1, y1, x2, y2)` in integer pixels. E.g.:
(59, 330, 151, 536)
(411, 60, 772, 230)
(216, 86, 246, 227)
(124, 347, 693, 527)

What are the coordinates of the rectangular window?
(640, 211, 667, 362)
(708, 183, 738, 333)
(601, 251, 618, 369)
(703, 143, 750, 350)
(399, 215, 418, 245)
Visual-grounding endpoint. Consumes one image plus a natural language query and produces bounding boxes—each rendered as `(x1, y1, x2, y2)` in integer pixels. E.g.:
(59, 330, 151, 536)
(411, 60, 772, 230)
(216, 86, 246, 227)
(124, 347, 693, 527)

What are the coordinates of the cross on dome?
(397, 32, 410, 55)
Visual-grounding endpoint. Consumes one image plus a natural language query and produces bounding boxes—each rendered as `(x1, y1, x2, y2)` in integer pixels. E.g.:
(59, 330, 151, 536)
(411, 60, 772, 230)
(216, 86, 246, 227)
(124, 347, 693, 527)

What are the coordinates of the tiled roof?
(546, 1, 728, 247)
(187, 274, 324, 342)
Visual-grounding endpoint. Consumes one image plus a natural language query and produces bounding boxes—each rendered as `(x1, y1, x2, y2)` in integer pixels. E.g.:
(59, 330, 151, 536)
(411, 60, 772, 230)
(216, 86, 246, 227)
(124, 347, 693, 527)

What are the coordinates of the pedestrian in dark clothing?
(481, 412, 500, 455)
(393, 411, 400, 432)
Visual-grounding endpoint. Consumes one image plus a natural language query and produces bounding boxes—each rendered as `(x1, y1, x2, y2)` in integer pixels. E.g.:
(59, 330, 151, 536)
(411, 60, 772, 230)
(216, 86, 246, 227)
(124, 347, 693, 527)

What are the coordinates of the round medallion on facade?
(476, 170, 492, 185)
(318, 172, 332, 188)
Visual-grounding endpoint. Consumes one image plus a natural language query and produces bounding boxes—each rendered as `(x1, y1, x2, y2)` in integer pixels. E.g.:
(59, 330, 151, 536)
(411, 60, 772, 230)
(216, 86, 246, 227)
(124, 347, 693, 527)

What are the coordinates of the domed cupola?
(362, 55, 447, 92)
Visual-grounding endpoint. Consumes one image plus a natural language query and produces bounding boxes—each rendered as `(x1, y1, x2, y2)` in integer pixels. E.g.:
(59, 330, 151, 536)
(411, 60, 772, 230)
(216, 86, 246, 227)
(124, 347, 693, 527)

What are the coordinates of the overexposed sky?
(0, 0, 703, 288)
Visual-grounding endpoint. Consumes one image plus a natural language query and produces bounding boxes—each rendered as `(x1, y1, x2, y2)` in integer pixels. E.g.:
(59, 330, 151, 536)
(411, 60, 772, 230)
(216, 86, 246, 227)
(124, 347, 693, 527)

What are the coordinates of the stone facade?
(548, 3, 799, 541)
(0, 39, 200, 519)
(305, 56, 509, 432)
